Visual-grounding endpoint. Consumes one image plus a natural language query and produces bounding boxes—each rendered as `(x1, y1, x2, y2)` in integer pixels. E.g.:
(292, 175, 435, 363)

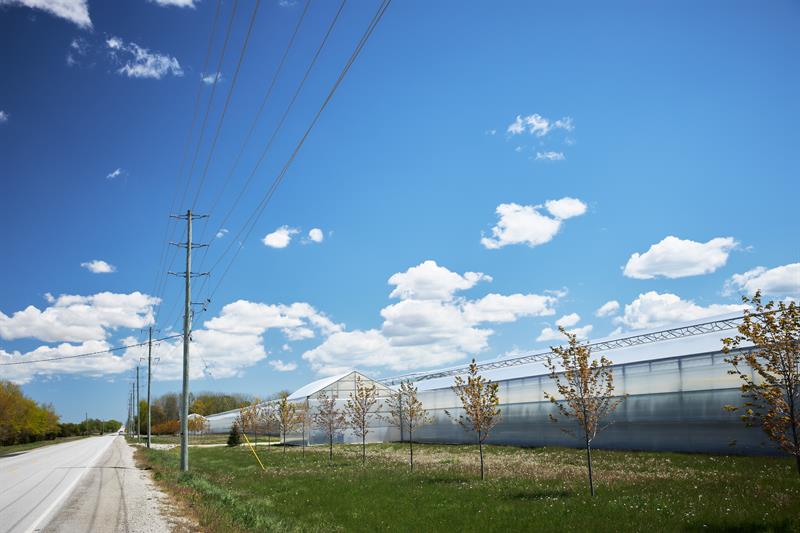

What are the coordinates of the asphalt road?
(0, 435, 177, 533)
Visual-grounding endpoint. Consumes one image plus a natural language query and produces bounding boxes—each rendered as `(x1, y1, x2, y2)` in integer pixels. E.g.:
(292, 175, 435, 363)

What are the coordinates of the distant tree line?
(142, 391, 254, 435)
(0, 380, 120, 446)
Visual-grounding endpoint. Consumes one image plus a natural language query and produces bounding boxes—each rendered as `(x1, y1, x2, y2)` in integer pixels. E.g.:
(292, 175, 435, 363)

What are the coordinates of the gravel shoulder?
(41, 436, 191, 533)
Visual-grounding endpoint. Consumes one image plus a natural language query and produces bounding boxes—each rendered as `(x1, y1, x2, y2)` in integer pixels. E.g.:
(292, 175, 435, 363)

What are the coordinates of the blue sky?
(1, 0, 798, 422)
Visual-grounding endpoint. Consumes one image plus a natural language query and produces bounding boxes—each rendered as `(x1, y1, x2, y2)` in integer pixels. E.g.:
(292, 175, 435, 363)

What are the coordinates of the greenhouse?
(205, 313, 770, 455)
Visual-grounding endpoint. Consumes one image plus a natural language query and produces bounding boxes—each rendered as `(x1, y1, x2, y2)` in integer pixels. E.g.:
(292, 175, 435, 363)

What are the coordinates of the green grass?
(128, 433, 280, 446)
(137, 442, 800, 533)
(0, 435, 88, 457)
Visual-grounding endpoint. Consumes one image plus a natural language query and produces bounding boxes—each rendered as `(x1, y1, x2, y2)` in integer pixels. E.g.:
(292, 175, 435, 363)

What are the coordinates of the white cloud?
(462, 293, 557, 323)
(106, 36, 183, 79)
(278, 0, 297, 6)
(106, 168, 123, 180)
(0, 0, 91, 28)
(623, 236, 738, 279)
(201, 71, 221, 85)
(303, 261, 561, 374)
(0, 110, 8, 123)
(149, 0, 198, 7)
(724, 263, 800, 297)
(535, 151, 565, 161)
(0, 291, 158, 343)
(595, 300, 620, 317)
(388, 260, 491, 301)
(544, 197, 587, 220)
(555, 313, 580, 328)
(269, 359, 297, 372)
(262, 226, 299, 248)
(308, 228, 324, 243)
(216, 228, 229, 239)
(536, 324, 592, 342)
(615, 291, 747, 330)
(481, 198, 587, 249)
(506, 113, 573, 137)
(80, 259, 116, 274)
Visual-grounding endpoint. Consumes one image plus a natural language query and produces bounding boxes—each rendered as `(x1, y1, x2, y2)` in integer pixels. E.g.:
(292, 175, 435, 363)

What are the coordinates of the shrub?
(227, 422, 241, 447)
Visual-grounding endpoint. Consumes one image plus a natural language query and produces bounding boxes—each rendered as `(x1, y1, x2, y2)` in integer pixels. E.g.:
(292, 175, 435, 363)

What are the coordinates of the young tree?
(277, 395, 298, 453)
(723, 291, 800, 476)
(345, 376, 379, 464)
(402, 381, 431, 472)
(313, 392, 344, 461)
(188, 415, 208, 435)
(238, 401, 261, 446)
(227, 421, 241, 447)
(544, 327, 625, 496)
(259, 403, 278, 452)
(384, 386, 406, 443)
(445, 360, 501, 480)
(296, 400, 310, 456)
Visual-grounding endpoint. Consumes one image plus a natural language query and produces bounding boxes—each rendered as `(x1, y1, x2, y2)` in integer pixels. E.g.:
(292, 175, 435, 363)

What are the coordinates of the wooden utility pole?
(169, 210, 208, 472)
(136, 365, 141, 443)
(147, 326, 153, 449)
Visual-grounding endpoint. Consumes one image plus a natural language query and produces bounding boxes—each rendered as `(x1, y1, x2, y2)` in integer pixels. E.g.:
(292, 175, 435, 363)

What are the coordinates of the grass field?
(0, 435, 88, 457)
(137, 442, 800, 532)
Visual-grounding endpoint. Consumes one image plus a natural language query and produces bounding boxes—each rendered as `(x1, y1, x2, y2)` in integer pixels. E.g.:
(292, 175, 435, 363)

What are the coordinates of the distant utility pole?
(169, 210, 208, 472)
(136, 365, 141, 443)
(147, 326, 153, 449)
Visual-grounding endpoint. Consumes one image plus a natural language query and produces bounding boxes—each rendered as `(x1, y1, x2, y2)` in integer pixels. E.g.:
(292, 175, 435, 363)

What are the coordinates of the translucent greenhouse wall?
(413, 349, 772, 455)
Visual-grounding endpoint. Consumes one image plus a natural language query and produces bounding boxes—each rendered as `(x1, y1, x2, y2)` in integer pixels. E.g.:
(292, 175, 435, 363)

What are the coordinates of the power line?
(0, 334, 183, 366)
(202, 0, 392, 303)
(150, 0, 225, 325)
(194, 0, 345, 286)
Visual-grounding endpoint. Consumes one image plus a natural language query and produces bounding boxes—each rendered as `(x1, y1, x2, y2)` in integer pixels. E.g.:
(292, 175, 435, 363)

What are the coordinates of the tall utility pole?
(136, 365, 141, 443)
(169, 210, 208, 472)
(147, 326, 153, 449)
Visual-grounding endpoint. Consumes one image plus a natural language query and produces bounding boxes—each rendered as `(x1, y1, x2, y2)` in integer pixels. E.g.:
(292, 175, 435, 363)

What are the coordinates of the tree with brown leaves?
(238, 400, 261, 446)
(259, 402, 277, 452)
(277, 394, 298, 453)
(312, 391, 345, 461)
(445, 360, 501, 480)
(345, 375, 379, 464)
(544, 327, 625, 496)
(723, 291, 800, 476)
(296, 399, 310, 456)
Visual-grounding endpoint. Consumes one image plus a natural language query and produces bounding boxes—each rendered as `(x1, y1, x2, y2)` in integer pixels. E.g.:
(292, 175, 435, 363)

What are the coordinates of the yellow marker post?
(241, 431, 266, 472)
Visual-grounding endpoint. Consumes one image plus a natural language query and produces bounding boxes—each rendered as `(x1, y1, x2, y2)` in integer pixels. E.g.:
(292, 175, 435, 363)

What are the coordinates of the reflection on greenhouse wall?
(412, 349, 771, 455)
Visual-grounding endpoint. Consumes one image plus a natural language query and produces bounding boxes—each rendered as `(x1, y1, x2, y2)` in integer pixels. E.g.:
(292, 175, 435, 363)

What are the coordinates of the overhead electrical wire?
(201, 0, 392, 303)
(149, 0, 223, 323)
(0, 334, 183, 366)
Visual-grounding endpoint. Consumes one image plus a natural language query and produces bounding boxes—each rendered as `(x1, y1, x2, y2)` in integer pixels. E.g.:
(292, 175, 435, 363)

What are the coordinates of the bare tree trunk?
(329, 433, 333, 461)
(478, 431, 484, 480)
(362, 433, 366, 464)
(585, 433, 595, 496)
(410, 437, 414, 472)
(302, 419, 305, 457)
(267, 431, 271, 452)
(283, 429, 287, 453)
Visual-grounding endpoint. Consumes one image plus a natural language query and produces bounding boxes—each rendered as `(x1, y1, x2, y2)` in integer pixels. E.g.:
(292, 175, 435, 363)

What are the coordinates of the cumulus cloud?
(269, 359, 297, 372)
(0, 110, 8, 123)
(106, 36, 183, 79)
(216, 228, 229, 239)
(388, 260, 491, 301)
(0, 291, 158, 343)
(623, 236, 737, 279)
(555, 313, 580, 328)
(0, 0, 91, 28)
(481, 197, 587, 249)
(724, 263, 800, 297)
(536, 324, 592, 342)
(595, 300, 620, 317)
(303, 261, 561, 374)
(1, 296, 342, 383)
(308, 228, 324, 243)
(615, 291, 747, 330)
(535, 151, 565, 161)
(80, 259, 116, 274)
(262, 226, 299, 248)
